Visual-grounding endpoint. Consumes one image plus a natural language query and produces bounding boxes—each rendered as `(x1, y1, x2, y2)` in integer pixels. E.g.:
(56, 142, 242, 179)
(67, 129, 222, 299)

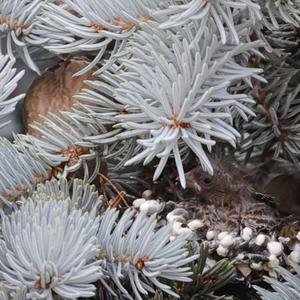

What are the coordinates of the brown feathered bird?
(263, 173, 300, 216)
(181, 158, 283, 231)
(185, 157, 300, 220)
(246, 160, 300, 217)
(185, 158, 260, 210)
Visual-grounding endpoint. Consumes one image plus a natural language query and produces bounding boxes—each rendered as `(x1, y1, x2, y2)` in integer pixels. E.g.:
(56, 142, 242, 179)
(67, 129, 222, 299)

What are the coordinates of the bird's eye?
(202, 176, 212, 187)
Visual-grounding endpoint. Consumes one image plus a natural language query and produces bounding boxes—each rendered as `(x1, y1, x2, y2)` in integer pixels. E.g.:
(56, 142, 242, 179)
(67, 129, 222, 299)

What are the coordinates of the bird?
(264, 173, 300, 217)
(185, 156, 300, 219)
(185, 157, 260, 210)
(246, 160, 300, 217)
(180, 157, 290, 232)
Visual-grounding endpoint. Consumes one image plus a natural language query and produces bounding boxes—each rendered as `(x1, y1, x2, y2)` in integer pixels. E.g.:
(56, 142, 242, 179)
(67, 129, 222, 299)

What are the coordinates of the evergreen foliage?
(255, 264, 300, 300)
(0, 54, 24, 128)
(0, 0, 299, 299)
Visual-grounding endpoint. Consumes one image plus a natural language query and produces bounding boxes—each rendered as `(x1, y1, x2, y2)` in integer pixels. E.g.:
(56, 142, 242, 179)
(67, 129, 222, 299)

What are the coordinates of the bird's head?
(185, 167, 214, 194)
(185, 157, 254, 206)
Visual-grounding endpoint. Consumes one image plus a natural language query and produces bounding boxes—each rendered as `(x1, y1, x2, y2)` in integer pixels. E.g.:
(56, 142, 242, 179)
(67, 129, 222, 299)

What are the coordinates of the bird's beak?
(193, 182, 203, 193)
(186, 170, 203, 193)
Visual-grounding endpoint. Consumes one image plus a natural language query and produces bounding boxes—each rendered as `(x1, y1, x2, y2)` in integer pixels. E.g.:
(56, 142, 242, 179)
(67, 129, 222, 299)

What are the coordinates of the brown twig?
(90, 16, 153, 32)
(98, 172, 129, 208)
(0, 15, 29, 32)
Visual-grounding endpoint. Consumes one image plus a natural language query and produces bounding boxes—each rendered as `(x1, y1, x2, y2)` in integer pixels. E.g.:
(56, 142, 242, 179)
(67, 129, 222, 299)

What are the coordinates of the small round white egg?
(267, 241, 283, 257)
(218, 231, 229, 241)
(133, 198, 146, 209)
(255, 234, 266, 246)
(217, 245, 229, 257)
(241, 227, 253, 241)
(206, 230, 216, 241)
(220, 234, 234, 248)
(187, 219, 204, 231)
(139, 200, 162, 215)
